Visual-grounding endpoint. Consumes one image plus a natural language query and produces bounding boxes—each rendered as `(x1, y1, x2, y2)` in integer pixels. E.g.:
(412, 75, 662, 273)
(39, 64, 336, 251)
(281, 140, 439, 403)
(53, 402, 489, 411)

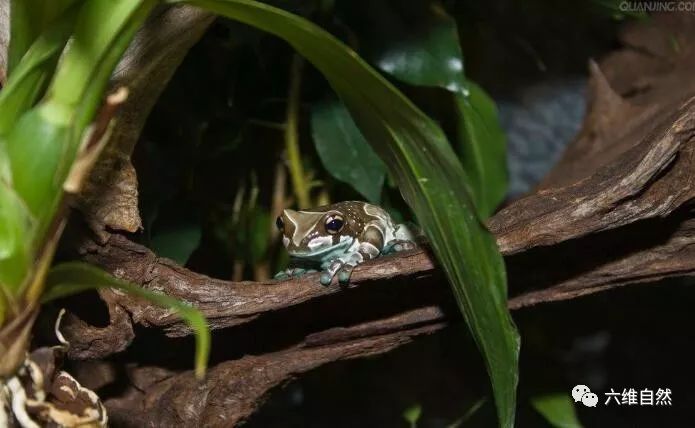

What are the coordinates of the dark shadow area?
(506, 208, 691, 295)
(245, 278, 695, 427)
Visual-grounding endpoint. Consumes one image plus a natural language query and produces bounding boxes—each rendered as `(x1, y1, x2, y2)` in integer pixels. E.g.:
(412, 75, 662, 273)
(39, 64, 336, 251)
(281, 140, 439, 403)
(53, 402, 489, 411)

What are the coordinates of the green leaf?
(340, 1, 507, 216)
(169, 1, 520, 426)
(311, 98, 386, 202)
(531, 394, 583, 428)
(338, 0, 466, 93)
(403, 404, 422, 428)
(0, 180, 32, 295)
(6, 104, 71, 221)
(448, 398, 487, 428)
(151, 223, 202, 265)
(7, 0, 80, 74)
(0, 5, 79, 136)
(46, 0, 158, 135)
(454, 82, 508, 218)
(3, 0, 157, 296)
(42, 262, 210, 379)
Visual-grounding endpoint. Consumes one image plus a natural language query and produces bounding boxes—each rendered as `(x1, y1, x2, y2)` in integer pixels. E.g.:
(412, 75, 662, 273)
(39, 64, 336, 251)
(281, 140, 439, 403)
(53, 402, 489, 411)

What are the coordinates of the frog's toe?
(337, 264, 355, 285)
(274, 271, 290, 280)
(289, 267, 307, 277)
(384, 239, 416, 254)
(319, 272, 333, 286)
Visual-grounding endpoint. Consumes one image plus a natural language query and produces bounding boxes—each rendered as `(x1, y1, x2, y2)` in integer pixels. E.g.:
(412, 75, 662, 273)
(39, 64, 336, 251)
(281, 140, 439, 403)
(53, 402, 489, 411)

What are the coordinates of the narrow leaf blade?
(531, 393, 584, 428)
(7, 0, 80, 74)
(311, 98, 386, 202)
(455, 82, 508, 217)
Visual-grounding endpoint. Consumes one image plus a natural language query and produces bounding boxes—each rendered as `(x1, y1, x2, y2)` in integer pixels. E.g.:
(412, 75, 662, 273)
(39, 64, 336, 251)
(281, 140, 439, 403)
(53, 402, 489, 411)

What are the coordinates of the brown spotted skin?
(278, 201, 389, 254)
(276, 201, 415, 285)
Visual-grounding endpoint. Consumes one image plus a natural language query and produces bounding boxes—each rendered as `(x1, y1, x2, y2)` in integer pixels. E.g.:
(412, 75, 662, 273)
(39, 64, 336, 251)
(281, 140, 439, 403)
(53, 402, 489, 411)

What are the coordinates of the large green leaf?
(170, 1, 520, 426)
(151, 222, 202, 265)
(0, 180, 32, 297)
(454, 82, 508, 218)
(7, 0, 80, 74)
(47, 0, 158, 135)
(42, 262, 210, 379)
(0, 5, 79, 136)
(339, 0, 507, 217)
(311, 98, 386, 202)
(531, 394, 583, 428)
(336, 0, 466, 92)
(0, 0, 156, 299)
(7, 0, 156, 245)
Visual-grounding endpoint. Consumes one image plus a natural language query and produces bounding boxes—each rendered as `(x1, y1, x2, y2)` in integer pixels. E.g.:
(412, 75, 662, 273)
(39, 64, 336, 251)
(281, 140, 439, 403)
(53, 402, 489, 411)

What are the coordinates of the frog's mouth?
(288, 236, 353, 261)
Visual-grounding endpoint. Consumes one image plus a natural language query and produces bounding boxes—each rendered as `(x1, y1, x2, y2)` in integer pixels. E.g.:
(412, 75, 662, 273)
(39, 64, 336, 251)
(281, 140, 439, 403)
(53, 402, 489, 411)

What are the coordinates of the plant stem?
(285, 54, 310, 209)
(270, 160, 287, 238)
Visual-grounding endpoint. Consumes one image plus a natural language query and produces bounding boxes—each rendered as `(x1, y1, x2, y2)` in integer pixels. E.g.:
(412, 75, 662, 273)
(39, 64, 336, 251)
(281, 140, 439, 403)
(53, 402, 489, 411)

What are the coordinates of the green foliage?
(0, 5, 79, 134)
(402, 404, 422, 428)
(7, 0, 80, 73)
(454, 81, 508, 218)
(300, 0, 509, 220)
(311, 98, 386, 203)
(2, 0, 159, 296)
(0, 184, 30, 296)
(0, 0, 209, 378)
(42, 262, 210, 379)
(338, 0, 467, 93)
(342, 0, 506, 218)
(151, 222, 202, 265)
(167, 1, 518, 426)
(449, 398, 488, 428)
(2, 0, 519, 420)
(531, 393, 583, 428)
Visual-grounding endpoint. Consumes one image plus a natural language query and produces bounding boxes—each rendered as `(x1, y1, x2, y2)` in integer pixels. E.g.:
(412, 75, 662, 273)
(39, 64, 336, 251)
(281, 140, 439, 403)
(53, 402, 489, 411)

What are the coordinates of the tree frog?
(275, 201, 417, 285)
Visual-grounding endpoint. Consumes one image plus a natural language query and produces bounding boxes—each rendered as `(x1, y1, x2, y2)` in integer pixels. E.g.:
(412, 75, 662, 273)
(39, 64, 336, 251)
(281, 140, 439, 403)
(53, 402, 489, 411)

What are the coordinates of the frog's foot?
(336, 263, 356, 285)
(274, 267, 317, 280)
(319, 260, 357, 286)
(383, 239, 416, 255)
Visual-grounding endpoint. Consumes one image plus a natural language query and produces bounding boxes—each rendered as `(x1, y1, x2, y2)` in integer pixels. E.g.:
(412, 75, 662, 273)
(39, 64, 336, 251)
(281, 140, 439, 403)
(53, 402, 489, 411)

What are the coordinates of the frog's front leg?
(274, 258, 318, 280)
(320, 225, 383, 286)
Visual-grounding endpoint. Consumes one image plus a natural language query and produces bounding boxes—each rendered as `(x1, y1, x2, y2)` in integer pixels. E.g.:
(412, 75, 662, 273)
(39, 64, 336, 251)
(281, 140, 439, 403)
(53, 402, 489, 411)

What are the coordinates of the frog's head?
(276, 208, 355, 259)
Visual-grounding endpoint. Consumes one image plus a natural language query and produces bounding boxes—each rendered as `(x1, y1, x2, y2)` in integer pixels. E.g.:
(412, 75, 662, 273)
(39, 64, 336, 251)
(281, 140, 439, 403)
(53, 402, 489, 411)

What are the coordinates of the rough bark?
(54, 12, 695, 428)
(76, 5, 215, 241)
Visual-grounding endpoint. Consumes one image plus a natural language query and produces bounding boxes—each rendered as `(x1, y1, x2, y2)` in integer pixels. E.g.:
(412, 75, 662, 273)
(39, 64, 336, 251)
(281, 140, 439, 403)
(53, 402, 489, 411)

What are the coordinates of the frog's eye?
(325, 215, 344, 234)
(276, 216, 284, 232)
